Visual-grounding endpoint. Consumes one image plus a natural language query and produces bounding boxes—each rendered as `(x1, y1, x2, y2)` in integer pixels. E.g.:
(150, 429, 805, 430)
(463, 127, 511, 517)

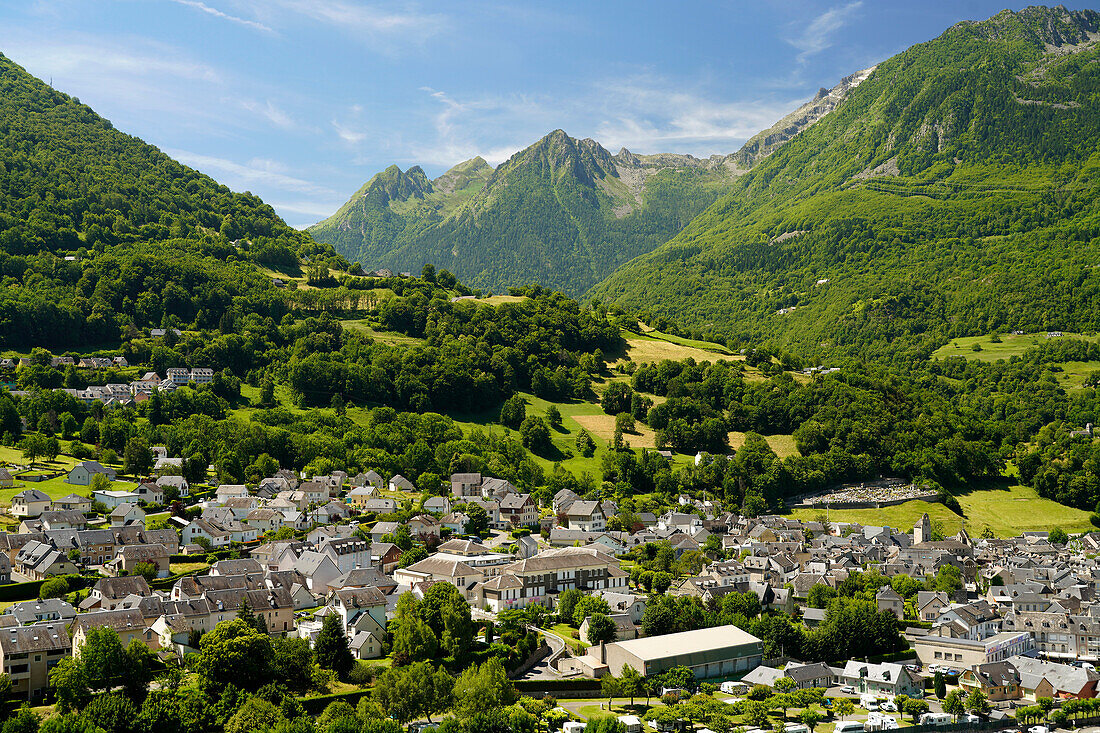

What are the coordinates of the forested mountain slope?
(311, 67, 875, 299)
(0, 52, 344, 348)
(310, 131, 737, 296)
(591, 5, 1100, 360)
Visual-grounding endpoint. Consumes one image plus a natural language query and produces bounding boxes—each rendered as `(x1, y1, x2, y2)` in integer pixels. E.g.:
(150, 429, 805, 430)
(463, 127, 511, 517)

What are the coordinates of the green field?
(932, 331, 1100, 362)
(339, 320, 427, 347)
(790, 483, 1093, 537)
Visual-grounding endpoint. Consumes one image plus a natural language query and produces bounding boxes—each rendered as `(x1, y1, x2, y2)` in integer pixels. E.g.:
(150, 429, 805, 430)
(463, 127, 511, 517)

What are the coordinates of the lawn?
(729, 432, 800, 458)
(617, 331, 739, 366)
(790, 483, 1093, 537)
(931, 331, 1099, 362)
(169, 562, 210, 574)
(339, 320, 427, 348)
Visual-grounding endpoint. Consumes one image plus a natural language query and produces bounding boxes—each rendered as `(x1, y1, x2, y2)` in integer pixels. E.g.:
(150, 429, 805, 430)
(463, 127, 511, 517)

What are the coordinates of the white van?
(920, 713, 953, 727)
(784, 725, 809, 733)
(834, 722, 867, 733)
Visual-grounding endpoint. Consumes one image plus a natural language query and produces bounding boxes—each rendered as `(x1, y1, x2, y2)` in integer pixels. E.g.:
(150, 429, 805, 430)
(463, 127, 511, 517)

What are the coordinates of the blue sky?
(0, 1, 1090, 227)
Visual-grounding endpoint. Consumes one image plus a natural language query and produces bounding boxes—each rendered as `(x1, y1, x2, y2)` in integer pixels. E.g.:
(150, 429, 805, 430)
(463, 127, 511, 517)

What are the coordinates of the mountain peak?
(951, 5, 1100, 48)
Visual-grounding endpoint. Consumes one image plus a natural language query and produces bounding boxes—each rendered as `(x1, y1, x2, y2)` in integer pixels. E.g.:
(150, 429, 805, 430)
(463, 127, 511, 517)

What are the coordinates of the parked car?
(1028, 726, 1050, 733)
(840, 685, 856, 694)
(880, 701, 897, 712)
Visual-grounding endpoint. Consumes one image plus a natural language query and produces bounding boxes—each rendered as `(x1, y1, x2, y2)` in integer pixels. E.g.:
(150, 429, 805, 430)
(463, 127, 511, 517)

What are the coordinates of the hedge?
(0, 574, 97, 602)
(867, 649, 918, 664)
(297, 690, 370, 715)
(514, 678, 601, 694)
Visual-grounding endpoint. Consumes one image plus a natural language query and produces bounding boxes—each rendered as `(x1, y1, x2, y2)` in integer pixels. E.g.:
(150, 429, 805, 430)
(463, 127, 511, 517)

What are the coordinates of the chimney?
(599, 641, 606, 663)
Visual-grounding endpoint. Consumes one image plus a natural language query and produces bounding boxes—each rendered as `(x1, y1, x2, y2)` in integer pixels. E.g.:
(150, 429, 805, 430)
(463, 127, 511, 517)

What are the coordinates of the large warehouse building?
(579, 624, 764, 678)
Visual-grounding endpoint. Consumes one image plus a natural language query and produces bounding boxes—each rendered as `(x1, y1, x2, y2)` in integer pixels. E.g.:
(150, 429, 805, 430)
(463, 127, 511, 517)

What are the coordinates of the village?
(0, 446, 1096, 733)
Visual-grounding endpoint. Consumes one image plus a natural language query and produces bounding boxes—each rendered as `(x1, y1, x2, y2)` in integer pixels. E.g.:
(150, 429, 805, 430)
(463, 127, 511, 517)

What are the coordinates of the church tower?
(914, 512, 931, 544)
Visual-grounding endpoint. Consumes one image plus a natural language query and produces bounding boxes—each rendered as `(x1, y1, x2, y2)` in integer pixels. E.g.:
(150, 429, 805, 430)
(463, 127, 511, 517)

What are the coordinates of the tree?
(225, 697, 280, 733)
(620, 664, 643, 706)
(464, 503, 489, 537)
(1049, 526, 1069, 545)
(499, 395, 526, 429)
(933, 671, 946, 699)
(585, 613, 617, 646)
(372, 661, 453, 724)
(601, 674, 622, 709)
(942, 689, 967, 722)
(123, 436, 153, 476)
(452, 658, 516, 719)
(833, 699, 855, 721)
(557, 588, 583, 622)
(903, 698, 929, 724)
(315, 612, 354, 678)
(49, 657, 90, 713)
(194, 618, 273, 691)
(519, 416, 552, 455)
(575, 429, 596, 457)
(572, 595, 612, 627)
(90, 472, 112, 492)
(601, 382, 633, 416)
(3, 706, 41, 733)
(390, 616, 438, 666)
(800, 709, 821, 733)
(271, 637, 314, 692)
(744, 700, 773, 728)
(773, 676, 795, 693)
(40, 577, 69, 599)
(81, 627, 126, 691)
(121, 638, 156, 701)
(83, 693, 139, 733)
(966, 688, 990, 718)
(546, 405, 562, 428)
(18, 432, 49, 467)
(398, 546, 428, 568)
(133, 561, 157, 582)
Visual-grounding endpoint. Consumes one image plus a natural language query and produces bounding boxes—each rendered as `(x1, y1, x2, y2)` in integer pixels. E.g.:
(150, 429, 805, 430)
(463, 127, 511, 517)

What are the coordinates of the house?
(52, 494, 92, 513)
(133, 482, 165, 505)
(283, 551, 341, 593)
(0, 622, 70, 702)
(362, 498, 398, 515)
(0, 469, 13, 488)
(564, 501, 605, 532)
(10, 490, 51, 518)
(181, 519, 231, 548)
(72, 609, 157, 654)
(580, 612, 637, 644)
(245, 508, 285, 535)
(350, 630, 384, 660)
(841, 661, 923, 698)
(15, 540, 78, 580)
(66, 461, 117, 486)
(918, 591, 951, 622)
(92, 490, 140, 510)
(110, 502, 145, 528)
(110, 544, 170, 578)
(319, 537, 372, 573)
(3, 599, 76, 625)
(328, 586, 387, 631)
(346, 486, 377, 509)
(423, 496, 452, 515)
(23, 510, 88, 533)
(389, 474, 415, 492)
(408, 514, 441, 540)
(451, 473, 482, 498)
(87, 576, 152, 611)
(500, 493, 538, 527)
(353, 470, 384, 489)
(960, 661, 1023, 702)
(876, 586, 904, 619)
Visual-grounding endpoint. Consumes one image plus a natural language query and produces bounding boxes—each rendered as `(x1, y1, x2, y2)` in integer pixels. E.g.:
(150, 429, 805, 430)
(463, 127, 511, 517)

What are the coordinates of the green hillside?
(591, 6, 1100, 360)
(0, 52, 345, 349)
(309, 131, 738, 297)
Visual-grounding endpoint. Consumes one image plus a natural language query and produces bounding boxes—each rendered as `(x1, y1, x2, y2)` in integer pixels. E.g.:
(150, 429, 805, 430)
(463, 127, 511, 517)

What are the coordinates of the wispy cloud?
(787, 1, 863, 63)
(591, 75, 801, 152)
(167, 0, 274, 33)
(253, 0, 446, 42)
(165, 149, 338, 196)
(239, 99, 297, 129)
(332, 120, 368, 144)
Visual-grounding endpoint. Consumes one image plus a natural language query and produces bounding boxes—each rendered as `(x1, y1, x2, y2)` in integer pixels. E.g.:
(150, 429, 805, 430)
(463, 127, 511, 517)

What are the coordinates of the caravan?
(834, 723, 867, 733)
(919, 713, 953, 727)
